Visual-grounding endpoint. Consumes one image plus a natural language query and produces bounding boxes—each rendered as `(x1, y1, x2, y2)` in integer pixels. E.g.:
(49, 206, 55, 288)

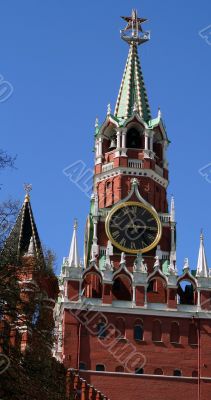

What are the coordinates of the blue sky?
(1, 0, 211, 274)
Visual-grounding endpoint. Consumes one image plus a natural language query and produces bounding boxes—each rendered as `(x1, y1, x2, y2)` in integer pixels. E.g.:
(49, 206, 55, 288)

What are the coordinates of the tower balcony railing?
(159, 213, 171, 223)
(102, 162, 114, 172)
(128, 159, 143, 169)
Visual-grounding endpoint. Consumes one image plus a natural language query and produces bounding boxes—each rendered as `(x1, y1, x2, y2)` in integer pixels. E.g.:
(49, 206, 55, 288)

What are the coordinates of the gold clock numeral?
(141, 240, 148, 248)
(147, 233, 155, 242)
(130, 241, 136, 249)
(120, 238, 126, 246)
(131, 206, 137, 215)
(112, 230, 120, 239)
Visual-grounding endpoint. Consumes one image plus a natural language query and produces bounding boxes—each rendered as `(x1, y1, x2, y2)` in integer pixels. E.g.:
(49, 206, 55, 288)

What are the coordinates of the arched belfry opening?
(126, 128, 141, 149)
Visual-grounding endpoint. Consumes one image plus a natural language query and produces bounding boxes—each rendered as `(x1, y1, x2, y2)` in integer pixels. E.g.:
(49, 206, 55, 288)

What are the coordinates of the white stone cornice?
(94, 166, 168, 188)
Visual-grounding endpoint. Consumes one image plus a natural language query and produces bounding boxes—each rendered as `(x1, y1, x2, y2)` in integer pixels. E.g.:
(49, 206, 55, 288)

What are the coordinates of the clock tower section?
(86, 10, 176, 274)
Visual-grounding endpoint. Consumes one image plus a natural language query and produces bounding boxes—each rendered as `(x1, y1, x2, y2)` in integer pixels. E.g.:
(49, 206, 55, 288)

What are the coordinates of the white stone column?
(115, 128, 121, 157)
(121, 128, 127, 157)
(95, 137, 103, 165)
(116, 130, 121, 148)
(144, 134, 149, 150)
(197, 290, 201, 308)
(95, 139, 99, 157)
(98, 137, 102, 156)
(163, 140, 168, 168)
(122, 128, 126, 148)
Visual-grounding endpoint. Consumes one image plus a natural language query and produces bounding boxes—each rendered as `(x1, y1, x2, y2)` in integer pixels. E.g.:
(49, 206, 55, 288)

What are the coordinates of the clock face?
(105, 201, 162, 254)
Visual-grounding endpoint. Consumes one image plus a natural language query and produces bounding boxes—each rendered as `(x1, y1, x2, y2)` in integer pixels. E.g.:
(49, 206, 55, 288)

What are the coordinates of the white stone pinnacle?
(196, 232, 209, 278)
(68, 219, 80, 268)
(170, 196, 175, 223)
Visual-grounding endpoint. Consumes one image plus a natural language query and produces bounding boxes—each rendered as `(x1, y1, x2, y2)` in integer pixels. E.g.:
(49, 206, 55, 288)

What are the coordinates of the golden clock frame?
(105, 201, 162, 254)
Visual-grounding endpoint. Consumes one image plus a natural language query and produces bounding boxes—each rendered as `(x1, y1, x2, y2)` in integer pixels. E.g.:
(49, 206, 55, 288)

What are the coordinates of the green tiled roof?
(114, 43, 151, 122)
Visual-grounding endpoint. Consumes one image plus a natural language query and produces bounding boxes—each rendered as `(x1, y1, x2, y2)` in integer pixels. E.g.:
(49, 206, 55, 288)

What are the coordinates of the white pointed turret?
(170, 196, 175, 223)
(196, 232, 209, 278)
(68, 219, 80, 268)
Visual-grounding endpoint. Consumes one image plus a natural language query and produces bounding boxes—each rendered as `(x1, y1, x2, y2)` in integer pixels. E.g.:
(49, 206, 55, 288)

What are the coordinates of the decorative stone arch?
(100, 119, 119, 155)
(177, 274, 197, 305)
(123, 114, 147, 130)
(147, 271, 167, 304)
(82, 269, 103, 299)
(124, 121, 145, 149)
(112, 272, 133, 301)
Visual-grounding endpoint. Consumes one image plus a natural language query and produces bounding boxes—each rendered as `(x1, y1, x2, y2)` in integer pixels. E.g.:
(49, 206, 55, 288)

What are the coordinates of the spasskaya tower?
(84, 9, 175, 276)
(55, 9, 211, 400)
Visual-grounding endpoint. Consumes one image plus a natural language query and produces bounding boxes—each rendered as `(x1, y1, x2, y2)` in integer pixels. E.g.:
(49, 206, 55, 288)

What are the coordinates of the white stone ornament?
(183, 258, 190, 272)
(134, 253, 147, 273)
(104, 245, 113, 271)
(196, 232, 209, 278)
(154, 255, 160, 269)
(120, 252, 126, 266)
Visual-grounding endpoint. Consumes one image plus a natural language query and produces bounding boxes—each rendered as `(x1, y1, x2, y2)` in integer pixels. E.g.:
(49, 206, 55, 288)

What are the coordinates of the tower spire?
(196, 231, 209, 278)
(68, 219, 80, 268)
(1, 189, 43, 263)
(115, 9, 151, 121)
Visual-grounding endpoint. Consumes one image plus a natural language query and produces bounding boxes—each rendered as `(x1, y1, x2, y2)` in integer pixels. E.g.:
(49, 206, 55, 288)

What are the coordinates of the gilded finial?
(24, 183, 32, 202)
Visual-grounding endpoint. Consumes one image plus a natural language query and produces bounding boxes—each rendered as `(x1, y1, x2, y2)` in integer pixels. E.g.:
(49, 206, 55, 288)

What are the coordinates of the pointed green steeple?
(114, 10, 151, 122)
(1, 190, 43, 264)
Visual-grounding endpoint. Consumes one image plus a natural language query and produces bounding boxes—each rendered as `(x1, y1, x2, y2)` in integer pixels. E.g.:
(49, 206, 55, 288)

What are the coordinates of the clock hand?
(126, 225, 157, 231)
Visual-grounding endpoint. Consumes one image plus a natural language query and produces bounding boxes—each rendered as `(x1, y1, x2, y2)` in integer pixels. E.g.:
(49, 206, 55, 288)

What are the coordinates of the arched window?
(147, 278, 167, 304)
(173, 369, 182, 376)
(135, 367, 144, 374)
(79, 362, 86, 370)
(96, 364, 105, 371)
(115, 366, 124, 372)
(116, 318, 125, 338)
(113, 276, 132, 301)
(170, 322, 180, 344)
(134, 324, 143, 341)
(152, 320, 162, 342)
(188, 323, 197, 345)
(97, 322, 106, 339)
(83, 273, 102, 299)
(126, 128, 141, 149)
(154, 368, 163, 375)
(177, 280, 195, 305)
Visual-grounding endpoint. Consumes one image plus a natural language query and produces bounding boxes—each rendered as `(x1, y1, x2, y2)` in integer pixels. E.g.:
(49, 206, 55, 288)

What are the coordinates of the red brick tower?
(0, 190, 58, 356)
(56, 10, 211, 400)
